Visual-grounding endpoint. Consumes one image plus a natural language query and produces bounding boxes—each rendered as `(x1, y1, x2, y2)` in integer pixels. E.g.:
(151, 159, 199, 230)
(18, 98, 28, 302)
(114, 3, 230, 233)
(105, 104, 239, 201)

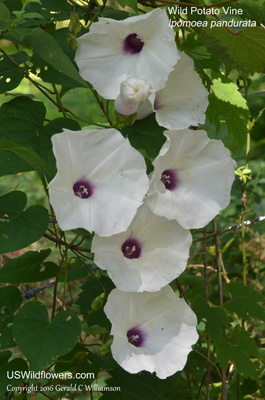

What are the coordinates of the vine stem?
(0, 49, 111, 129)
(241, 73, 250, 286)
(51, 233, 80, 319)
(148, 0, 239, 8)
(212, 218, 227, 399)
(203, 228, 210, 400)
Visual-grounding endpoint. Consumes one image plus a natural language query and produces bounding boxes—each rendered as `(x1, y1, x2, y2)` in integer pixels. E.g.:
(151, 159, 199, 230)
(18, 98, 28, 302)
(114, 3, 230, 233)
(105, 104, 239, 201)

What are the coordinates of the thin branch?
(192, 216, 265, 243)
(72, 249, 107, 295)
(213, 218, 227, 400)
(203, 228, 210, 400)
(193, 348, 222, 380)
(150, 0, 239, 8)
(91, 88, 114, 126)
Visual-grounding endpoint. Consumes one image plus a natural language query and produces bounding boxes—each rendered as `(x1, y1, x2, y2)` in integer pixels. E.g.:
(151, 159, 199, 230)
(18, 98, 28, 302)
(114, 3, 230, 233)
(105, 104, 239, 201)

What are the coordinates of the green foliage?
(0, 286, 22, 349)
(224, 281, 265, 321)
(0, 357, 28, 393)
(22, 28, 88, 88)
(100, 368, 190, 400)
(13, 301, 81, 371)
(122, 114, 166, 161)
(0, 51, 29, 94)
(207, 79, 249, 145)
(202, 27, 265, 74)
(0, 249, 58, 282)
(217, 327, 259, 380)
(192, 296, 228, 346)
(0, 191, 49, 253)
(116, 0, 138, 13)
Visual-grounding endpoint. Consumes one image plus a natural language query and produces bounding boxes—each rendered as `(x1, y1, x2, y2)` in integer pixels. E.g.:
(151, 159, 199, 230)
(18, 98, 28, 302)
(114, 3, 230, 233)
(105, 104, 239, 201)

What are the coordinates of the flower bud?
(114, 77, 152, 116)
(69, 12, 81, 35)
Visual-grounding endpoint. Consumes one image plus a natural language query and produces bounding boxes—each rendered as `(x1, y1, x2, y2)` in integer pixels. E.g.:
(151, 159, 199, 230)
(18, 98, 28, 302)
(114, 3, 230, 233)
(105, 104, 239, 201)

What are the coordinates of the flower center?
(127, 327, 145, 347)
(73, 179, 93, 199)
(121, 237, 142, 259)
(161, 169, 179, 191)
(123, 33, 144, 54)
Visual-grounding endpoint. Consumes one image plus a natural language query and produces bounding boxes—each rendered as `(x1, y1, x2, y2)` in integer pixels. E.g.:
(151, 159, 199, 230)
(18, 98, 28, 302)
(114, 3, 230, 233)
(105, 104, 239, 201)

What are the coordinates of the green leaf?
(0, 96, 50, 177)
(22, 0, 42, 5)
(0, 96, 45, 143)
(100, 367, 190, 400)
(233, 0, 265, 25)
(201, 27, 265, 74)
(0, 286, 22, 316)
(224, 281, 265, 321)
(122, 114, 166, 161)
(179, 34, 221, 72)
(55, 343, 103, 384)
(58, 257, 89, 283)
(116, 0, 138, 13)
(0, 190, 27, 219)
(0, 204, 49, 253)
(0, 351, 12, 367)
(76, 276, 114, 316)
(23, 28, 88, 88)
(0, 51, 29, 94)
(207, 79, 249, 146)
(0, 249, 59, 283)
(0, 2, 10, 22)
(217, 326, 258, 380)
(0, 358, 28, 393)
(0, 139, 54, 184)
(0, 286, 22, 350)
(192, 296, 228, 346)
(23, 11, 44, 18)
(178, 274, 205, 302)
(13, 302, 81, 371)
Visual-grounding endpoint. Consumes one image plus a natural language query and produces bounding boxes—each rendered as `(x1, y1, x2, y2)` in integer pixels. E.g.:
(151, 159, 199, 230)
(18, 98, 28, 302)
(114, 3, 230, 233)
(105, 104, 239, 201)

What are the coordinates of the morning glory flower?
(137, 51, 209, 129)
(92, 202, 192, 292)
(146, 129, 235, 229)
(75, 8, 179, 99)
(114, 77, 152, 116)
(48, 128, 149, 237)
(104, 286, 198, 379)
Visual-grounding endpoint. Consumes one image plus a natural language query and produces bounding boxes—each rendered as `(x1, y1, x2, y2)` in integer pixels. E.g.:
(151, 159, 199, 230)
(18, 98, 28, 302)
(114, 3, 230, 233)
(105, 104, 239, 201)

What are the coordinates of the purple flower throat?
(161, 169, 179, 191)
(121, 237, 142, 259)
(73, 178, 93, 199)
(127, 326, 145, 347)
(123, 33, 144, 54)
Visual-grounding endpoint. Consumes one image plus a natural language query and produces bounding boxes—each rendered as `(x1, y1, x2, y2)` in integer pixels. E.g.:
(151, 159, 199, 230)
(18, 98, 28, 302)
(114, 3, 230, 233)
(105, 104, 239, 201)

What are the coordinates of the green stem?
(241, 73, 250, 286)
(52, 84, 67, 118)
(143, 0, 239, 8)
(51, 233, 80, 319)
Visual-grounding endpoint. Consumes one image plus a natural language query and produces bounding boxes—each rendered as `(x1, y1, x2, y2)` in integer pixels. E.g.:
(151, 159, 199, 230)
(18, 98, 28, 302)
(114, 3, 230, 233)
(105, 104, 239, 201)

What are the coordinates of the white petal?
(146, 129, 235, 229)
(48, 128, 149, 236)
(75, 9, 179, 99)
(92, 202, 192, 291)
(154, 52, 209, 130)
(104, 286, 198, 379)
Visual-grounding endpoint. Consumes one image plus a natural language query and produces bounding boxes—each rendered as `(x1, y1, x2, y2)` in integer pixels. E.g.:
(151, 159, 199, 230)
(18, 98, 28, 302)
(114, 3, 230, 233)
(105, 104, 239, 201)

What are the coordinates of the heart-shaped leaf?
(13, 302, 81, 371)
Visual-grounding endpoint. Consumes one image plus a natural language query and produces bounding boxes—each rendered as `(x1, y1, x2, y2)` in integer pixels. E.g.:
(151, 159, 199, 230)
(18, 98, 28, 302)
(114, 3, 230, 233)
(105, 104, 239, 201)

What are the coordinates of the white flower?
(75, 9, 179, 99)
(104, 286, 198, 379)
(92, 202, 192, 292)
(146, 129, 235, 229)
(48, 128, 149, 237)
(137, 51, 209, 129)
(115, 77, 152, 115)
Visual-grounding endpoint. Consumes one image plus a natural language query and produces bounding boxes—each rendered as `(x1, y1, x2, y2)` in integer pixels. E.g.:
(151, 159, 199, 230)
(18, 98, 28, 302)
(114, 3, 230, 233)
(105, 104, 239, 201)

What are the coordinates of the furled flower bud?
(115, 77, 152, 116)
